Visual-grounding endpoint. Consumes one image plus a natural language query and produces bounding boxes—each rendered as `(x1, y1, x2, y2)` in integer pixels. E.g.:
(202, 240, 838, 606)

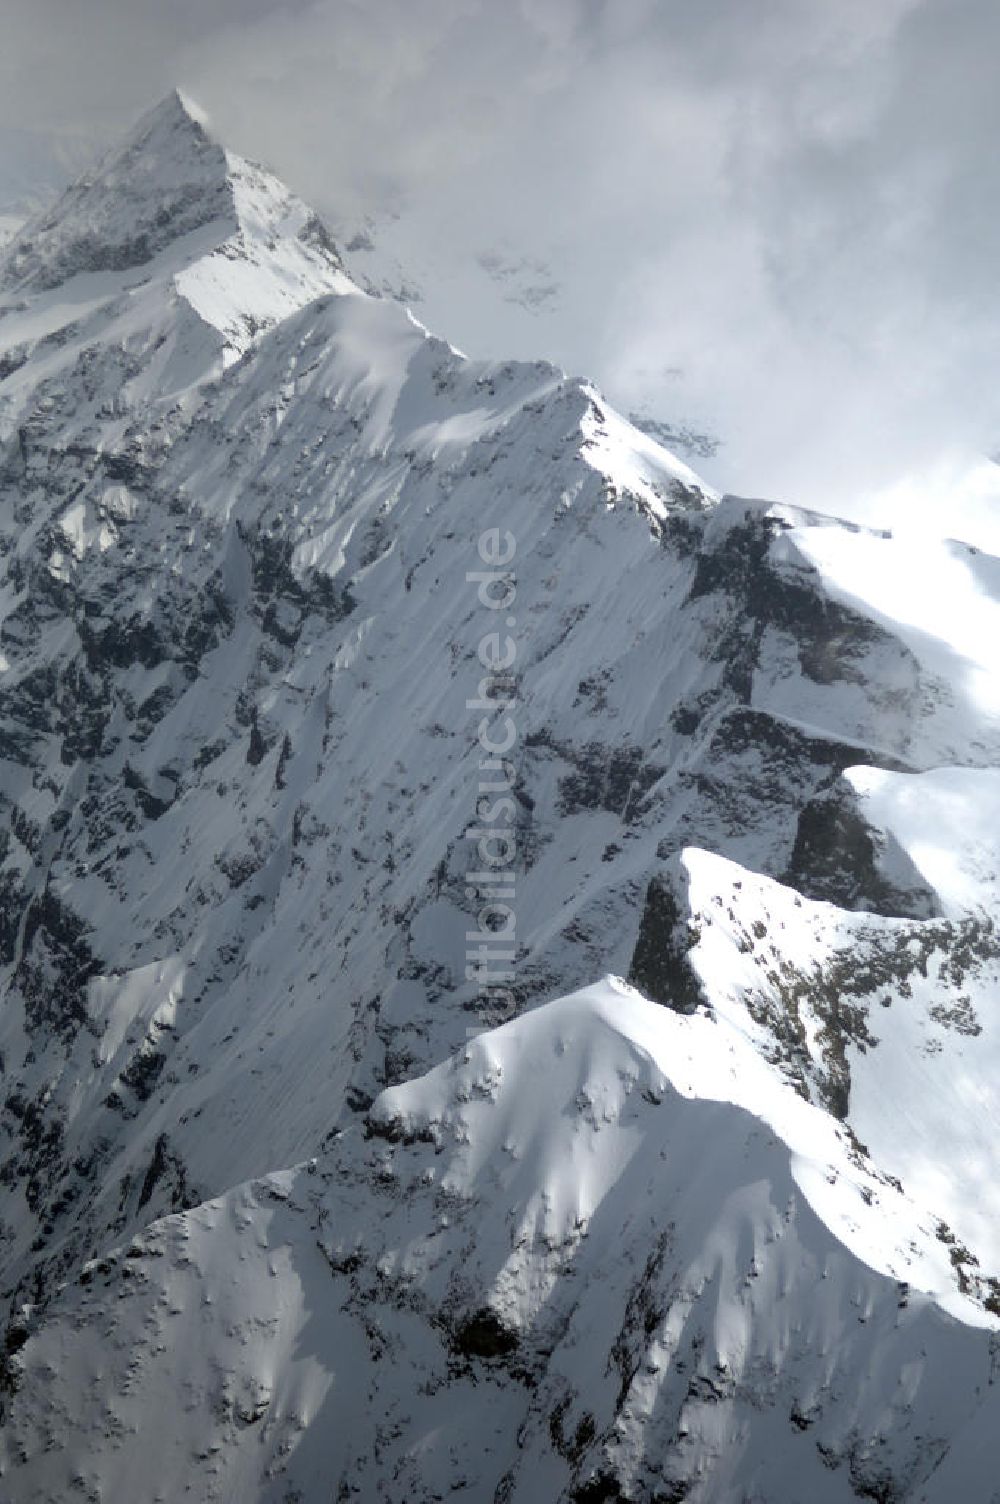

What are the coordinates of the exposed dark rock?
(628, 877, 703, 1013)
(787, 786, 940, 919)
(688, 511, 912, 699)
(451, 1307, 520, 1360)
(137, 1134, 195, 1213)
(16, 886, 100, 1041)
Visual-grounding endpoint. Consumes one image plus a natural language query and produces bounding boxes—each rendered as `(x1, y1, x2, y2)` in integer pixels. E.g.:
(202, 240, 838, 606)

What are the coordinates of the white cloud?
(4, 0, 1000, 514)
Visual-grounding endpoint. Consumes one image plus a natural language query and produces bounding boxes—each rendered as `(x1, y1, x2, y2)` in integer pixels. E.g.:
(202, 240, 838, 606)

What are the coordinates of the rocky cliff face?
(0, 95, 998, 1502)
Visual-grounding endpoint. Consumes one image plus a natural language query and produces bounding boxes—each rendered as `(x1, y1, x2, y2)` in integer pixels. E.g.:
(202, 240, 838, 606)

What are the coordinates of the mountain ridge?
(0, 95, 998, 1501)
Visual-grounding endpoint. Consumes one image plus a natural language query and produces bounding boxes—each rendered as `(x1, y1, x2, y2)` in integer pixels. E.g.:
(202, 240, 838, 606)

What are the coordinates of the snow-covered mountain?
(0, 93, 999, 1502)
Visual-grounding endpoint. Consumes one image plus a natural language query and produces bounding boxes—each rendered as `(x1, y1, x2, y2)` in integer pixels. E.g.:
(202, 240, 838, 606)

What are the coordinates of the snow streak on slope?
(3, 981, 998, 1504)
(1, 94, 1000, 1504)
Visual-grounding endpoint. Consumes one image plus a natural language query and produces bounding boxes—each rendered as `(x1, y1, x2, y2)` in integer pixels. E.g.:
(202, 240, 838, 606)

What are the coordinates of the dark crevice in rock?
(451, 1307, 520, 1361)
(137, 1133, 195, 1213)
(628, 877, 703, 1014)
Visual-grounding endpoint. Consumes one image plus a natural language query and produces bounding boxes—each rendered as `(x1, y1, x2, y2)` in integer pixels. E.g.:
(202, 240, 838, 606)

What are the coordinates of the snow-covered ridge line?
(634, 845, 1000, 1289)
(2, 981, 996, 1502)
(371, 978, 989, 1323)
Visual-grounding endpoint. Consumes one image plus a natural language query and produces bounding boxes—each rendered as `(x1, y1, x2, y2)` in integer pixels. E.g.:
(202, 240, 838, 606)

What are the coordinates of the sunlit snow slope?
(0, 95, 999, 1503)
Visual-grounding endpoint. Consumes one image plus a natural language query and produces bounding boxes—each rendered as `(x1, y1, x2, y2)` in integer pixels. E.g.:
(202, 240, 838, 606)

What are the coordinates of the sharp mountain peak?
(0, 90, 357, 367)
(0, 89, 341, 302)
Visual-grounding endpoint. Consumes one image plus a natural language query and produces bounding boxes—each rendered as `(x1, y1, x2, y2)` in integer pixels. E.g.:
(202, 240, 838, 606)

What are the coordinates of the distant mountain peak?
(127, 86, 213, 139)
(0, 89, 231, 292)
(170, 87, 212, 130)
(0, 91, 356, 364)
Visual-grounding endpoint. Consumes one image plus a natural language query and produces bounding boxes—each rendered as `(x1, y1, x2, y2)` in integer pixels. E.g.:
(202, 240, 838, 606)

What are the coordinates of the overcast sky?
(3, 0, 1000, 524)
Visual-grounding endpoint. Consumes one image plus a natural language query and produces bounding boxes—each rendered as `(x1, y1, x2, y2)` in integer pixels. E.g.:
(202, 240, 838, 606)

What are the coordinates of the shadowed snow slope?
(0, 96, 999, 1503)
(2, 981, 998, 1504)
